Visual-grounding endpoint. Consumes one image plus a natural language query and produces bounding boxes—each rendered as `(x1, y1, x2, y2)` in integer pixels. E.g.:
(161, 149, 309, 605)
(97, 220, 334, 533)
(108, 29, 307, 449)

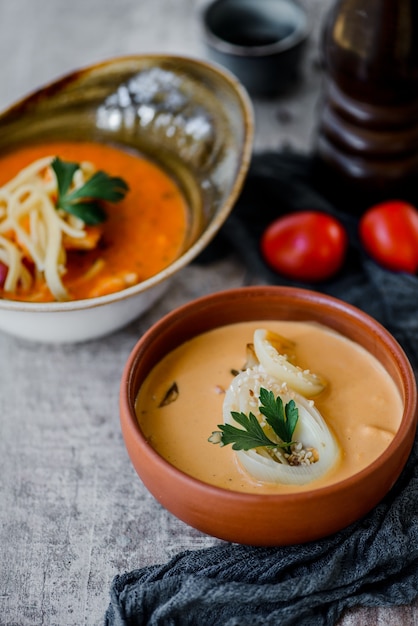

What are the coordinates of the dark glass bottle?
(316, 0, 418, 211)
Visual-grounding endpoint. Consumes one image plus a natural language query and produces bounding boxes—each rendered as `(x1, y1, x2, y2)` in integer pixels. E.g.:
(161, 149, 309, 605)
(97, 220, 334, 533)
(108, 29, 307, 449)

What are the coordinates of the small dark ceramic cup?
(201, 0, 309, 96)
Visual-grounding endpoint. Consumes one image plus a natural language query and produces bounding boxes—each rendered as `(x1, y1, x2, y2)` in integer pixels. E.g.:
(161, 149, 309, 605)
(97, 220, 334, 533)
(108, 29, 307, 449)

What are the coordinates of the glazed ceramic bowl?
(201, 0, 309, 96)
(0, 55, 253, 342)
(120, 286, 417, 546)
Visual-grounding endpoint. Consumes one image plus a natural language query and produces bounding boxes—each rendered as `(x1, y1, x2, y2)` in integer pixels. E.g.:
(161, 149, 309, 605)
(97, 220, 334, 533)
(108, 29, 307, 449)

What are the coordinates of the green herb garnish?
(259, 387, 299, 449)
(51, 157, 129, 225)
(209, 387, 299, 453)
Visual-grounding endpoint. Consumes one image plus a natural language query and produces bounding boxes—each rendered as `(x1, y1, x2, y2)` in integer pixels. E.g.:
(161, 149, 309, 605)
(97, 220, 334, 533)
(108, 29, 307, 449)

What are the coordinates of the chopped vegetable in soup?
(136, 321, 403, 494)
(0, 141, 189, 302)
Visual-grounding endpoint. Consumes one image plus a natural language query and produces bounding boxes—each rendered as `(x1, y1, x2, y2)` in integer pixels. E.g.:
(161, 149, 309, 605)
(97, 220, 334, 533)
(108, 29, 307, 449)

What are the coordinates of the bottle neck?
(322, 0, 418, 105)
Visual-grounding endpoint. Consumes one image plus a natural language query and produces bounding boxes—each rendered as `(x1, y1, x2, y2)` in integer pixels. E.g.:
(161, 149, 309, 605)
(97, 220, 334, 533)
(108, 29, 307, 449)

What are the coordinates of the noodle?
(0, 156, 93, 301)
(0, 141, 189, 304)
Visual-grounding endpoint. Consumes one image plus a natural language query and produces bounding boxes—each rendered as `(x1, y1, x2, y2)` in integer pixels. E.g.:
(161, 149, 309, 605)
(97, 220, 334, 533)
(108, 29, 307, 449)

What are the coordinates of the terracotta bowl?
(120, 286, 417, 546)
(0, 55, 253, 342)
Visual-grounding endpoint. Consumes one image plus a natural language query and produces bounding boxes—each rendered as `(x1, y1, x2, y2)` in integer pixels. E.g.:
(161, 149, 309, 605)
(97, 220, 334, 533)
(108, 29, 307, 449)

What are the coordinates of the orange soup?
(136, 320, 403, 494)
(0, 141, 189, 301)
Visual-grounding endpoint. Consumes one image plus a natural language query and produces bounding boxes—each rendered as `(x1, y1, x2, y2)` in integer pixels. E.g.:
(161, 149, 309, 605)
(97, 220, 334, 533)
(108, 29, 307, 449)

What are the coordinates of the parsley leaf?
(51, 157, 129, 225)
(259, 388, 299, 448)
(53, 157, 78, 198)
(209, 387, 299, 452)
(215, 411, 276, 450)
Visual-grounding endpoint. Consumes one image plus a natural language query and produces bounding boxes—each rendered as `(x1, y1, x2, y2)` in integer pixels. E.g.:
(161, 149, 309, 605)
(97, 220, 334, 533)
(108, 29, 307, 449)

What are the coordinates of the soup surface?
(0, 141, 189, 301)
(136, 320, 403, 494)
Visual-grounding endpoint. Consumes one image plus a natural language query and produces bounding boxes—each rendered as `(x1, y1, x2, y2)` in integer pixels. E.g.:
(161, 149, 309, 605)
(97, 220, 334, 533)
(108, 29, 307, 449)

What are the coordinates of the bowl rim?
(120, 285, 418, 504)
(0, 53, 254, 313)
(201, 0, 310, 58)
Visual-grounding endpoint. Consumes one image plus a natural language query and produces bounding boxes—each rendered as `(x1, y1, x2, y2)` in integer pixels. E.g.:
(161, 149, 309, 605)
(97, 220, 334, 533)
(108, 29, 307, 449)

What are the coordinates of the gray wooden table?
(0, 1, 417, 625)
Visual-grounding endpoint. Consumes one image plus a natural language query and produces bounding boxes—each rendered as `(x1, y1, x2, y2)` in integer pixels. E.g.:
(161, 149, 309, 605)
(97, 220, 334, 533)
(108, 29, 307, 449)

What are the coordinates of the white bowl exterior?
(0, 55, 254, 343)
(0, 281, 169, 343)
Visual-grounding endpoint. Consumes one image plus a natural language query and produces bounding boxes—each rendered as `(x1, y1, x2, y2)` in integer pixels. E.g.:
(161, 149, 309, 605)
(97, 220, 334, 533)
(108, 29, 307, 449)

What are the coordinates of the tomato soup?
(0, 141, 189, 301)
(135, 321, 403, 494)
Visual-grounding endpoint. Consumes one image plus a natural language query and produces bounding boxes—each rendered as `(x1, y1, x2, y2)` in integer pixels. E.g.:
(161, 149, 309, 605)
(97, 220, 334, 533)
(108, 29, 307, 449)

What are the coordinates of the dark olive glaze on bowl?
(0, 55, 253, 251)
(0, 55, 253, 342)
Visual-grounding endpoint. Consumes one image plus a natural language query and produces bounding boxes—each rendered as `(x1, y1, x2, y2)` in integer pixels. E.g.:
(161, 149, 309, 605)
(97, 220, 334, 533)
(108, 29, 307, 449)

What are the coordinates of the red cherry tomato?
(261, 211, 348, 282)
(359, 200, 418, 273)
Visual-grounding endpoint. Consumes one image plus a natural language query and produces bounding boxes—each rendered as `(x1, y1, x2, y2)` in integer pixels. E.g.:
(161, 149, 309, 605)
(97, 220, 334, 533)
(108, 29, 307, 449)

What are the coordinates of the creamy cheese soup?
(135, 321, 403, 494)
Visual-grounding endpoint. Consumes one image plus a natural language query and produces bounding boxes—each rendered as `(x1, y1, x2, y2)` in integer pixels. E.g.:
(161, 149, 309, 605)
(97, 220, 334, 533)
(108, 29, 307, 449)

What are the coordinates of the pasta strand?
(0, 156, 94, 301)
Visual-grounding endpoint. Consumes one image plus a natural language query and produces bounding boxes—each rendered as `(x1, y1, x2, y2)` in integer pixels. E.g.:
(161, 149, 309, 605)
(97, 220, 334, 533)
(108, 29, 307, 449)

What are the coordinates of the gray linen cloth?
(105, 153, 418, 626)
